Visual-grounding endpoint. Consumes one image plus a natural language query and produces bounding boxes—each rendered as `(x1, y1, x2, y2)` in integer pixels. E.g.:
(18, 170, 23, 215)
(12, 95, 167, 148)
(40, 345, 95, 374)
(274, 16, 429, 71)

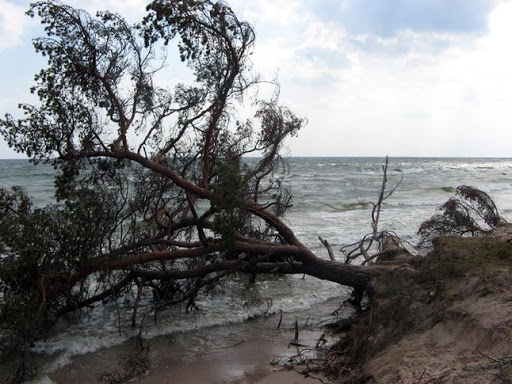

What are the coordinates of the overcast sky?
(0, 0, 510, 158)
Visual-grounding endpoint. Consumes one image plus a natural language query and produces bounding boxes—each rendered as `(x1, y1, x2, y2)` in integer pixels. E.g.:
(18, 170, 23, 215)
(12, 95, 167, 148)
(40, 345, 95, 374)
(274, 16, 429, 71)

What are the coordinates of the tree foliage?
(0, 1, 371, 376)
(418, 185, 506, 247)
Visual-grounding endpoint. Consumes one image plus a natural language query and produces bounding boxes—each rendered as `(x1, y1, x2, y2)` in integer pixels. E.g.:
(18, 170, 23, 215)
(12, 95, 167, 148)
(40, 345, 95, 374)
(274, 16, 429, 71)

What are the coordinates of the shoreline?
(29, 300, 344, 383)
(36, 337, 324, 384)
(139, 336, 326, 384)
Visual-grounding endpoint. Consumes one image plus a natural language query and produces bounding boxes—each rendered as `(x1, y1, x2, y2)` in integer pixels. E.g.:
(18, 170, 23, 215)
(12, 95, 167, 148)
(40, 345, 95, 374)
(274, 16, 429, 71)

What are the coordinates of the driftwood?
(319, 236, 336, 261)
(340, 156, 407, 265)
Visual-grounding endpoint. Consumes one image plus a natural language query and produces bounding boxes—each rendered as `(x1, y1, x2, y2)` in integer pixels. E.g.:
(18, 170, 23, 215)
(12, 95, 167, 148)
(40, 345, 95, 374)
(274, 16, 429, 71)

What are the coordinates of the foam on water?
(3, 157, 512, 364)
(31, 272, 344, 358)
(25, 376, 58, 384)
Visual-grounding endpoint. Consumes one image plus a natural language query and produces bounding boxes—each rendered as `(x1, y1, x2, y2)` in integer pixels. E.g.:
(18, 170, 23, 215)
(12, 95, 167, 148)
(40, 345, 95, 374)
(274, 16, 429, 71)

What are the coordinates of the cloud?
(274, 0, 512, 157)
(0, 0, 31, 50)
(0, 0, 509, 158)
(311, 0, 494, 37)
(237, 0, 487, 93)
(0, 0, 147, 52)
(231, 0, 302, 27)
(52, 0, 148, 23)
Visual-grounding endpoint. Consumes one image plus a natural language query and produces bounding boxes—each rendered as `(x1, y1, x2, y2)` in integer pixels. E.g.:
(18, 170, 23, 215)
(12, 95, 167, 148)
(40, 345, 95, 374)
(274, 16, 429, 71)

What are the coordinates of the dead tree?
(340, 156, 405, 265)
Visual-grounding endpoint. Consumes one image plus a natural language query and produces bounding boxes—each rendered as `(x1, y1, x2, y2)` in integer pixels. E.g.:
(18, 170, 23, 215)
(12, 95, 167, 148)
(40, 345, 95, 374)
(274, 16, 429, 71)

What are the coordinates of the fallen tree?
(318, 223, 512, 384)
(0, 1, 374, 377)
(280, 186, 509, 383)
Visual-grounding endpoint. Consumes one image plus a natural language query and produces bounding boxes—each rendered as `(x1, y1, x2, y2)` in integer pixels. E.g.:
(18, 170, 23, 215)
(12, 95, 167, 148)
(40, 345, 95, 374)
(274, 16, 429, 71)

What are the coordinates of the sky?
(0, 0, 511, 158)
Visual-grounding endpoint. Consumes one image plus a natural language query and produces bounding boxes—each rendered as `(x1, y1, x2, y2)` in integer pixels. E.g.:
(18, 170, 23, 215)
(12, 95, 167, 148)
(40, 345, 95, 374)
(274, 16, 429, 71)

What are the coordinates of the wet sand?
(140, 336, 326, 383)
(36, 306, 339, 383)
(41, 333, 327, 383)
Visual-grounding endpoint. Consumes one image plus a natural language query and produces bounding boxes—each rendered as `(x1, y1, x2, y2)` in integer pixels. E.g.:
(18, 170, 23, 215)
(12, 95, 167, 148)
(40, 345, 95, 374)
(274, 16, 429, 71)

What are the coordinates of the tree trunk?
(241, 253, 371, 292)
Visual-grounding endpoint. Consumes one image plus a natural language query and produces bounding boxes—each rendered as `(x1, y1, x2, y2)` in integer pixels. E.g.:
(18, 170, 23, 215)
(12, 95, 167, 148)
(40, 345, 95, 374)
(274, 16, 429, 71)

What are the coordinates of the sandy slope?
(364, 226, 512, 383)
(366, 282, 512, 382)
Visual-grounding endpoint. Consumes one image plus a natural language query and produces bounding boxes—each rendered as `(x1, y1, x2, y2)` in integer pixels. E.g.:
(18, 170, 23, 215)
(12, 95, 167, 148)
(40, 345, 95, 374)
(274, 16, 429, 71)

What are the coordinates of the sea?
(1, 157, 512, 382)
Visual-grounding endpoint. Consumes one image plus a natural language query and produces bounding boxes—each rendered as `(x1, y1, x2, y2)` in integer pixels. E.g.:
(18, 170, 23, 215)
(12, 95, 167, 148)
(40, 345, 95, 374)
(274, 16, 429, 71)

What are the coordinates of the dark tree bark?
(0, 2, 373, 366)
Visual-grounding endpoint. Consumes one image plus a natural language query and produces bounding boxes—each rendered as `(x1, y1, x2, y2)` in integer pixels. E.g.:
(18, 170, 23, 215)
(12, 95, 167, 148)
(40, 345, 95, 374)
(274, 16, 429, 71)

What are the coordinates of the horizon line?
(1, 155, 511, 160)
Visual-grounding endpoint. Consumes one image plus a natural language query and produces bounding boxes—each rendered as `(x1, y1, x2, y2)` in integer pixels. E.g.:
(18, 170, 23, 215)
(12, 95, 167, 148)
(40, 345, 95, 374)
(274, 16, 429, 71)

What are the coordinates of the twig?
(372, 156, 389, 237)
(360, 241, 372, 264)
(319, 236, 335, 261)
(416, 368, 426, 384)
(132, 278, 143, 328)
(478, 350, 505, 376)
(478, 350, 501, 365)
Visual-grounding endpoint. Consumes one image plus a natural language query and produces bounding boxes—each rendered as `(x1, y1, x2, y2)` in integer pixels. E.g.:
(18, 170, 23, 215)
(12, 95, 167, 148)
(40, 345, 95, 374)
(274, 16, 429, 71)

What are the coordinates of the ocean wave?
(31, 274, 345, 358)
(397, 168, 424, 174)
(341, 202, 372, 211)
(25, 376, 58, 384)
(6, 156, 512, 369)
(321, 202, 372, 212)
(32, 326, 133, 356)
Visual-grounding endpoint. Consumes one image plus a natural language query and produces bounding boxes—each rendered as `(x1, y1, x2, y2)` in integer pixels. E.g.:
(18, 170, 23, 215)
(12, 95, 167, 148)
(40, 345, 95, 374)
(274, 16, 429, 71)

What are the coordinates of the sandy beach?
(40, 334, 328, 384)
(33, 305, 337, 384)
(139, 336, 327, 384)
